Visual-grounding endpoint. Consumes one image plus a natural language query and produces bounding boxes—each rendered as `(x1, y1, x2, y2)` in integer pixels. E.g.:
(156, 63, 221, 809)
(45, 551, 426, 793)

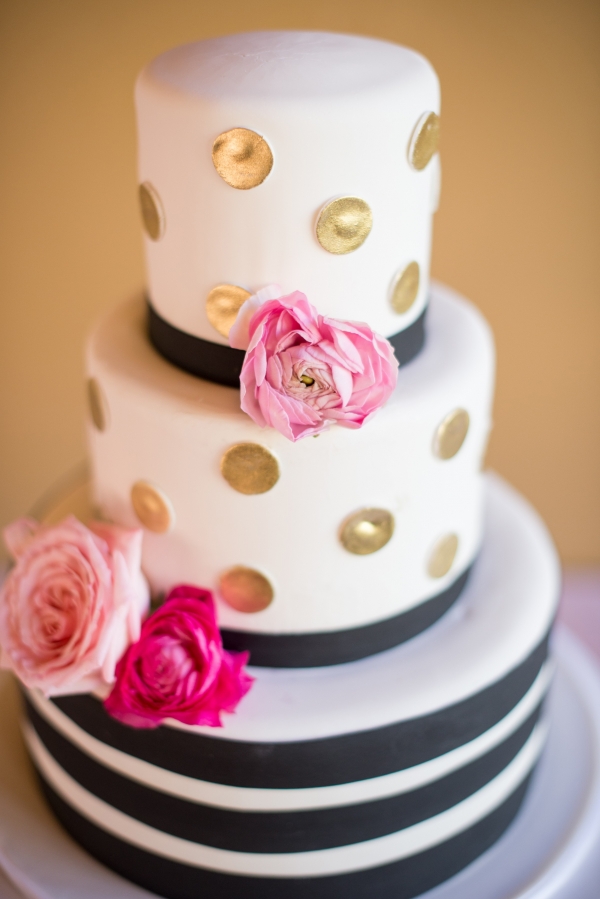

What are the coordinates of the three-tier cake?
(19, 31, 559, 899)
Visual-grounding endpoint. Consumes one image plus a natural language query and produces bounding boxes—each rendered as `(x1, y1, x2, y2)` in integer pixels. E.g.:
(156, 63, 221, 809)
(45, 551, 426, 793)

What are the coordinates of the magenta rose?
(104, 585, 253, 729)
(229, 287, 399, 441)
(0, 516, 149, 697)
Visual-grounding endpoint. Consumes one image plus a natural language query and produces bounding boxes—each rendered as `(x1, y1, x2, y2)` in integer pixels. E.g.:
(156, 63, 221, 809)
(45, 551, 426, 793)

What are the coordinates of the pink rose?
(104, 585, 253, 729)
(230, 288, 399, 441)
(0, 516, 149, 697)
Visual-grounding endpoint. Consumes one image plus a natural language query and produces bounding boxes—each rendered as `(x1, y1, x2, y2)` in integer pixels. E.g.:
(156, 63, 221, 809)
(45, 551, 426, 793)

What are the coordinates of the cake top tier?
(136, 32, 440, 368)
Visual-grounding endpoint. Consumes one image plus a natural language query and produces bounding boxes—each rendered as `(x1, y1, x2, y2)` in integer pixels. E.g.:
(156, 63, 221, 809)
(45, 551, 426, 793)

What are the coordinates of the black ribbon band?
(37, 773, 533, 899)
(148, 300, 427, 388)
(222, 564, 471, 668)
(48, 634, 548, 789)
(26, 698, 541, 854)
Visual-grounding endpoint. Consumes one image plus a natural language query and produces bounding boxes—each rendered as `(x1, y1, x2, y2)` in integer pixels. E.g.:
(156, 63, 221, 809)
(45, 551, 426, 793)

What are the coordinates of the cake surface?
(12, 28, 562, 899)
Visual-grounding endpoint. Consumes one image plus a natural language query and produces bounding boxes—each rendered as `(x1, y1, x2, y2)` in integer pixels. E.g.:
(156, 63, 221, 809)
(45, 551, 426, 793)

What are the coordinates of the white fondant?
(87, 283, 495, 634)
(24, 719, 546, 877)
(136, 32, 439, 343)
(26, 660, 552, 812)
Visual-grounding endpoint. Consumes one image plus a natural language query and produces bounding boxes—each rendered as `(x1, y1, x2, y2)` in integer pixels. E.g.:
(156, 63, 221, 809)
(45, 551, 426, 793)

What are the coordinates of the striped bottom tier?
(22, 475, 560, 899)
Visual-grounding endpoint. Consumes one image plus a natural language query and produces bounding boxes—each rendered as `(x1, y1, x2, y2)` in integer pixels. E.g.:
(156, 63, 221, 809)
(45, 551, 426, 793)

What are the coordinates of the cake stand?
(0, 627, 597, 899)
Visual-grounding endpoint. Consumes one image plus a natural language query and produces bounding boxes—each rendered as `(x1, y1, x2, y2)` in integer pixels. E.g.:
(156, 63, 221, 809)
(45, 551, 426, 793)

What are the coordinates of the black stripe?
(35, 771, 534, 899)
(149, 301, 246, 387)
(148, 300, 427, 388)
(388, 305, 427, 366)
(26, 697, 542, 853)
(221, 564, 471, 667)
(48, 635, 549, 789)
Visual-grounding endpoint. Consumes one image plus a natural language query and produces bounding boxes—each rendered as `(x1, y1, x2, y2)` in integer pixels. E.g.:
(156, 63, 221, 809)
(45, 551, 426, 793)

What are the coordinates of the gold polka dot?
(206, 285, 252, 339)
(131, 481, 174, 533)
(427, 533, 459, 578)
(316, 197, 373, 255)
(408, 112, 441, 171)
(433, 409, 470, 460)
(212, 128, 273, 190)
(139, 182, 165, 240)
(391, 262, 421, 314)
(340, 508, 394, 555)
(87, 378, 109, 432)
(221, 443, 280, 495)
(219, 566, 274, 613)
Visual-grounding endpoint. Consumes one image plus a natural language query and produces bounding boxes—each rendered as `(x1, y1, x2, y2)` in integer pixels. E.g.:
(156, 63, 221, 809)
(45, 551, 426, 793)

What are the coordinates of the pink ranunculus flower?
(0, 516, 149, 697)
(104, 585, 253, 729)
(229, 287, 399, 441)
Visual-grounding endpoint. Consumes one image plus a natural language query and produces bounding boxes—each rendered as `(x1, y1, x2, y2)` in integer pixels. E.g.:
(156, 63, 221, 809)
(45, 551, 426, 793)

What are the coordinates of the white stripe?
(25, 661, 552, 812)
(23, 719, 547, 878)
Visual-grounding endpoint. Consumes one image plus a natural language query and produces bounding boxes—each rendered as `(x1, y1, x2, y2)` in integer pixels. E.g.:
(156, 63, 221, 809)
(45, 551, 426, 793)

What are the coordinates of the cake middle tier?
(86, 282, 494, 662)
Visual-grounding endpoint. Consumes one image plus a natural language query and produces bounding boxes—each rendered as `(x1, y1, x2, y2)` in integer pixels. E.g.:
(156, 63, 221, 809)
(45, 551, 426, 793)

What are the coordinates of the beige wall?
(1, 0, 599, 562)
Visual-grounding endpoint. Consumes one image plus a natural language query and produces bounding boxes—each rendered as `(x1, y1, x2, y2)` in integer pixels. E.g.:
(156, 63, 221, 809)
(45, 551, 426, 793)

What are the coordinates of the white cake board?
(0, 628, 599, 899)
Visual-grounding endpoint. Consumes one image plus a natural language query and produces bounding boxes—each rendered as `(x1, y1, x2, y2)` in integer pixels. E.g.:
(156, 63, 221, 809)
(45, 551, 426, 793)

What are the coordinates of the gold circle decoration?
(212, 128, 273, 190)
(219, 566, 274, 613)
(220, 443, 280, 495)
(316, 197, 373, 255)
(87, 377, 109, 432)
(340, 508, 394, 555)
(391, 261, 421, 314)
(206, 285, 252, 339)
(427, 533, 459, 579)
(130, 481, 174, 534)
(433, 409, 470, 460)
(408, 112, 441, 171)
(139, 182, 165, 240)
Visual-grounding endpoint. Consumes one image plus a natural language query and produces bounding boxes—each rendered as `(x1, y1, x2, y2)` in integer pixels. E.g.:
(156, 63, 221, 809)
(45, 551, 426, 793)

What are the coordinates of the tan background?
(0, 0, 599, 563)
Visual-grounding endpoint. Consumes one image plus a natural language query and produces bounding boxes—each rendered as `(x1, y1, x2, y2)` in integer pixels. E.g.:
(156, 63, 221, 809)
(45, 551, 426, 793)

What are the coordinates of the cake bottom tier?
(22, 475, 559, 899)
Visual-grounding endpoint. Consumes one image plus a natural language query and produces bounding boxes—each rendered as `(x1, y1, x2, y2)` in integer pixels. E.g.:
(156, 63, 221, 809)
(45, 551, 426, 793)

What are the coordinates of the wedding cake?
(5, 31, 559, 899)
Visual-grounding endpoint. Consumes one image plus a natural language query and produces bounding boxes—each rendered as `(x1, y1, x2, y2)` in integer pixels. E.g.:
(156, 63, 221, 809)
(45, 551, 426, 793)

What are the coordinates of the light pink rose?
(104, 585, 253, 729)
(230, 289, 398, 441)
(0, 516, 149, 696)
